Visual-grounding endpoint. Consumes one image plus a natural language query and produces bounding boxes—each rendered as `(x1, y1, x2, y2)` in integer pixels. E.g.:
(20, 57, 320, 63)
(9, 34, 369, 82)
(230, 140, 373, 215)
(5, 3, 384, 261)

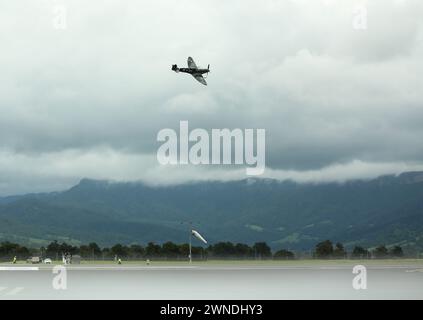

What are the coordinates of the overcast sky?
(0, 0, 422, 195)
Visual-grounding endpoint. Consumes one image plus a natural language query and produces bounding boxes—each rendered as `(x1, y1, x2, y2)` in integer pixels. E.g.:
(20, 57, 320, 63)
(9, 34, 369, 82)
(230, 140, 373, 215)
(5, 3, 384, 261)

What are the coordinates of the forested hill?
(1, 172, 423, 251)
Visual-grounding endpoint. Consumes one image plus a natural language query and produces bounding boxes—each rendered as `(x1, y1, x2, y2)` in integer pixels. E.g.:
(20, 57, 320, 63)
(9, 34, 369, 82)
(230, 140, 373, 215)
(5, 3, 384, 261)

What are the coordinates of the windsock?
(191, 229, 207, 244)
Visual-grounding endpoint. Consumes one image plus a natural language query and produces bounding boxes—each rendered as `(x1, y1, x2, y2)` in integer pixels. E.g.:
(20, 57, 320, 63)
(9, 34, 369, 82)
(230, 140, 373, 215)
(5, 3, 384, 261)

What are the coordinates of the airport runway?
(0, 263, 422, 299)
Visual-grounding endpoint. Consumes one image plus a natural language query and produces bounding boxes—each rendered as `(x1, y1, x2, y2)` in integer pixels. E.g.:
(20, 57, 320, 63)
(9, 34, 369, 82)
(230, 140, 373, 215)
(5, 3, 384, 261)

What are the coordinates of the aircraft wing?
(187, 57, 198, 69)
(192, 74, 207, 85)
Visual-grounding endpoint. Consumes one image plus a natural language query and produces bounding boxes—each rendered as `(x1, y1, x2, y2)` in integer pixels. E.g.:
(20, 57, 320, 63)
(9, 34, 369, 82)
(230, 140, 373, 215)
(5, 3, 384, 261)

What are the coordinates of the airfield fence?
(2, 253, 423, 263)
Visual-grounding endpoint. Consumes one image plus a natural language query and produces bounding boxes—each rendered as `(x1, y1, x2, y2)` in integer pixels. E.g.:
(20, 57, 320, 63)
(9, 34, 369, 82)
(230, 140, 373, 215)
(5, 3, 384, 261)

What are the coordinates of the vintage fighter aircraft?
(172, 57, 210, 85)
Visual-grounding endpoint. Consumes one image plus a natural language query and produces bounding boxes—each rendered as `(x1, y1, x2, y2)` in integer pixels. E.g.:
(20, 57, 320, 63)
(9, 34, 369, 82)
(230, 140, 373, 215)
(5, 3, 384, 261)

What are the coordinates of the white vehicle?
(43, 258, 52, 264)
(31, 256, 41, 264)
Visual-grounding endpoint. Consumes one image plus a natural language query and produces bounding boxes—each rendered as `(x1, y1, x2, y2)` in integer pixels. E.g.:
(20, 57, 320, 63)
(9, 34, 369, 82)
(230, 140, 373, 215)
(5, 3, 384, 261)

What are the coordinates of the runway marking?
(5, 287, 24, 296)
(405, 269, 423, 273)
(0, 287, 25, 296)
(23, 265, 422, 272)
(56, 266, 410, 272)
(56, 266, 200, 271)
(3, 264, 422, 272)
(0, 267, 39, 271)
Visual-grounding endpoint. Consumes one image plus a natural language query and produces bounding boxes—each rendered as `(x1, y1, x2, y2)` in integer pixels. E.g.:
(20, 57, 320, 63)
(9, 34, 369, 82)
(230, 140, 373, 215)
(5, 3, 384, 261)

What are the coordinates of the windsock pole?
(189, 223, 192, 264)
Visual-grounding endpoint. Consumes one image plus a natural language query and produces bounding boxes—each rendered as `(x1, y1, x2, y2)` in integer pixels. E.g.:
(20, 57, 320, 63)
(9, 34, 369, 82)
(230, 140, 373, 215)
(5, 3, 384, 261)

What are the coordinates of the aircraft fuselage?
(178, 68, 209, 75)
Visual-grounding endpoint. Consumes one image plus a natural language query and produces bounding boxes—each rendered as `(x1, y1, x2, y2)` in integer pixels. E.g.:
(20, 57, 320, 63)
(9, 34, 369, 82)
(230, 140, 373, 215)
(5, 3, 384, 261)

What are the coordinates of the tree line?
(0, 240, 288, 260)
(313, 240, 404, 259)
(0, 239, 406, 260)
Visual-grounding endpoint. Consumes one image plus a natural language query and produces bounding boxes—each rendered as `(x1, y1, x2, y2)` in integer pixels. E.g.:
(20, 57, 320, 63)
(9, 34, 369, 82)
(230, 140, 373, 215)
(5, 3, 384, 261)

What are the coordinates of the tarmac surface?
(1, 262, 422, 299)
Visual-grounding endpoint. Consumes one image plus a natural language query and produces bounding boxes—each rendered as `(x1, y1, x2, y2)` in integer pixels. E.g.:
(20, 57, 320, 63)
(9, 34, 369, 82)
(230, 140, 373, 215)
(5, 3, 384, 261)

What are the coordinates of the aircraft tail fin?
(172, 64, 179, 72)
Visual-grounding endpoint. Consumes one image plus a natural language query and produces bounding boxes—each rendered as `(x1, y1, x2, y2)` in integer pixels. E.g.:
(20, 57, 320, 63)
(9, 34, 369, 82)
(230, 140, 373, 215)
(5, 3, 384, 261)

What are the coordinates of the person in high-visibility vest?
(118, 258, 122, 265)
(12, 256, 17, 264)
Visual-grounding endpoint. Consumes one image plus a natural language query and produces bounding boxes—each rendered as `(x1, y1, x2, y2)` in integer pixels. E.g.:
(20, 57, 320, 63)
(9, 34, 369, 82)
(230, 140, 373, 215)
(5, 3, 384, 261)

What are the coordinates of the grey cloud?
(0, 0, 423, 194)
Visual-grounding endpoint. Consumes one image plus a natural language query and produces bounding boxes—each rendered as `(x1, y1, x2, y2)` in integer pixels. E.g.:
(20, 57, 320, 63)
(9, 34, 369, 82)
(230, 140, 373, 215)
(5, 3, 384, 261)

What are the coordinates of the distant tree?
(208, 242, 236, 257)
(59, 242, 78, 255)
(111, 244, 129, 257)
(79, 242, 101, 259)
(0, 242, 30, 259)
(191, 246, 205, 259)
(253, 242, 272, 258)
(129, 244, 145, 258)
(88, 242, 102, 257)
(39, 246, 47, 258)
(178, 243, 204, 259)
(79, 245, 91, 258)
(102, 247, 112, 258)
(18, 245, 31, 258)
(46, 240, 61, 258)
(179, 243, 190, 257)
(161, 242, 180, 258)
(145, 242, 161, 257)
(373, 245, 389, 259)
(333, 243, 347, 259)
(234, 243, 254, 258)
(274, 249, 295, 260)
(390, 245, 404, 258)
(314, 240, 334, 259)
(351, 246, 370, 259)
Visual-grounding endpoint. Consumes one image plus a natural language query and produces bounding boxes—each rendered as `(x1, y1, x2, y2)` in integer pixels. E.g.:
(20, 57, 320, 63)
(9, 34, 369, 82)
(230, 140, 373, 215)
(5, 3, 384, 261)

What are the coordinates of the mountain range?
(1, 172, 423, 252)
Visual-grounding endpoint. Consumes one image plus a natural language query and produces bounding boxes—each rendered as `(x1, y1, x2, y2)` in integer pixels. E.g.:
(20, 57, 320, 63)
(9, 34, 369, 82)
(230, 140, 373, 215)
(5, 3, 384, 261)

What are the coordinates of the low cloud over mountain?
(1, 1, 423, 194)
